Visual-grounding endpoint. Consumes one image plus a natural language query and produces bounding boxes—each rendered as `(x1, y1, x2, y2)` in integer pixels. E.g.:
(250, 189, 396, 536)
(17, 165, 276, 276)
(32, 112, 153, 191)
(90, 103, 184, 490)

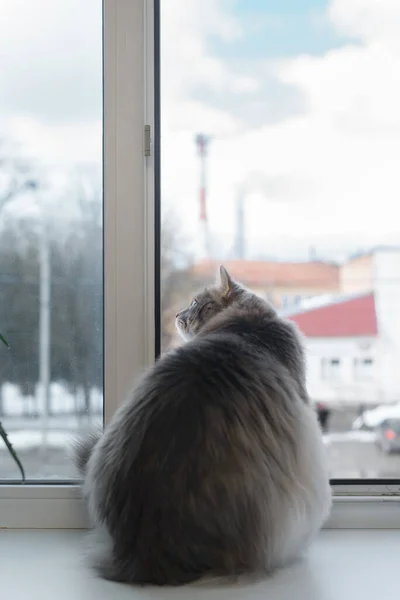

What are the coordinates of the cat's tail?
(71, 428, 102, 476)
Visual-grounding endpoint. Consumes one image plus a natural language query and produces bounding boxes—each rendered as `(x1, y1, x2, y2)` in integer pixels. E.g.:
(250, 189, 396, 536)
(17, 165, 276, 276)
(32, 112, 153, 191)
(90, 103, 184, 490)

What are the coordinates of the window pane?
(0, 0, 102, 480)
(160, 0, 400, 478)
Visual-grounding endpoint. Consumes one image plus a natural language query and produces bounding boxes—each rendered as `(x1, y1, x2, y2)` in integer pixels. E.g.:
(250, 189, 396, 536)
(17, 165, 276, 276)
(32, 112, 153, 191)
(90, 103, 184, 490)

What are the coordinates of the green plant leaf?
(0, 333, 9, 348)
(0, 421, 25, 482)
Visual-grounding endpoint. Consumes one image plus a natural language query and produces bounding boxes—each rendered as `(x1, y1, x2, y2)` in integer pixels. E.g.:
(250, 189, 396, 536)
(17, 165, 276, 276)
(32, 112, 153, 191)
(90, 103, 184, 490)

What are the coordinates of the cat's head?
(175, 266, 243, 341)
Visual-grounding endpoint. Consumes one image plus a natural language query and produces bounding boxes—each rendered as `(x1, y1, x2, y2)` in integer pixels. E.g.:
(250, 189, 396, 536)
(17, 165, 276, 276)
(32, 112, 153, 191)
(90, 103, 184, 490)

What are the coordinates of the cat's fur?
(74, 266, 332, 585)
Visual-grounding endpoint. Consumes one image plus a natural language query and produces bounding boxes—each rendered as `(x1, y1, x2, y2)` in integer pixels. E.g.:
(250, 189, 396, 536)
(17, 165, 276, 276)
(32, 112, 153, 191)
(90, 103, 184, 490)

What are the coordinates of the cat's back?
(147, 329, 261, 414)
(152, 318, 280, 401)
(134, 311, 302, 437)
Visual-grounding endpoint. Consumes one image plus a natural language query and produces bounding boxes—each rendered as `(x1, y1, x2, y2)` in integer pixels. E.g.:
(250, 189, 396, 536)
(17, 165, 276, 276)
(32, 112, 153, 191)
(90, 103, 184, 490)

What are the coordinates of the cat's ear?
(219, 265, 233, 296)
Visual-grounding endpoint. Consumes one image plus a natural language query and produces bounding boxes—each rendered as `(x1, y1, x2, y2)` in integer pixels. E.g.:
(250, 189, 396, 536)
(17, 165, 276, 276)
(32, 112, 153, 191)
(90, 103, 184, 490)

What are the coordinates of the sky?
(0, 0, 102, 174)
(1, 0, 400, 261)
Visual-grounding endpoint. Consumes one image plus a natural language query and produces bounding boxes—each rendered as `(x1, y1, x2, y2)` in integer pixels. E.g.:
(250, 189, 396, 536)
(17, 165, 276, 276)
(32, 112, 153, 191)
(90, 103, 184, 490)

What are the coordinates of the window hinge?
(144, 124, 151, 157)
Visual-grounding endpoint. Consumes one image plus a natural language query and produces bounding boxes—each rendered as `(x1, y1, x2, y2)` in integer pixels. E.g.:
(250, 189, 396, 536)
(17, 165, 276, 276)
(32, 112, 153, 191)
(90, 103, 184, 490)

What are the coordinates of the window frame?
(1, 0, 400, 531)
(0, 0, 156, 527)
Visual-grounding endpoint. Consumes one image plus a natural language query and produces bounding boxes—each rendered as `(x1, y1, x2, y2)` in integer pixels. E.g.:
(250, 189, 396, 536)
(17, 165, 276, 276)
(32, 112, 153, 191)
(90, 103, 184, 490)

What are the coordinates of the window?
(1, 0, 399, 531)
(354, 357, 374, 380)
(0, 0, 103, 481)
(281, 294, 303, 309)
(159, 0, 400, 484)
(0, 0, 154, 526)
(281, 295, 290, 309)
(322, 358, 341, 381)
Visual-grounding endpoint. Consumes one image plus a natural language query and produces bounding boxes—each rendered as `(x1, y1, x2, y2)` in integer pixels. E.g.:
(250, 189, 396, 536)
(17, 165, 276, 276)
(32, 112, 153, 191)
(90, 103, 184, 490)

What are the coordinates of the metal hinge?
(144, 124, 151, 157)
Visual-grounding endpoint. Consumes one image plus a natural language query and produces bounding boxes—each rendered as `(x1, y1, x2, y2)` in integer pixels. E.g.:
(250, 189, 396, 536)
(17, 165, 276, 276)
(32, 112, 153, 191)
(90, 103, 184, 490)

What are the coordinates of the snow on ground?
(1, 382, 103, 416)
(323, 431, 377, 445)
(0, 382, 394, 451)
(6, 430, 73, 450)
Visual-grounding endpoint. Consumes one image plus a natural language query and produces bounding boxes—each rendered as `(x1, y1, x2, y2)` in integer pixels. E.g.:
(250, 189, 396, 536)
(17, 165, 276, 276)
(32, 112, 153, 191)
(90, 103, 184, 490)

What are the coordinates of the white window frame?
(1, 0, 399, 531)
(0, 0, 156, 529)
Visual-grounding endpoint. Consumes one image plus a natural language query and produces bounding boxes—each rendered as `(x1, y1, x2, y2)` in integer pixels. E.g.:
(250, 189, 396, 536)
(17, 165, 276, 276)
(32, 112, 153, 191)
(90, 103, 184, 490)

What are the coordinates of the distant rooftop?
(286, 292, 378, 338)
(192, 259, 339, 289)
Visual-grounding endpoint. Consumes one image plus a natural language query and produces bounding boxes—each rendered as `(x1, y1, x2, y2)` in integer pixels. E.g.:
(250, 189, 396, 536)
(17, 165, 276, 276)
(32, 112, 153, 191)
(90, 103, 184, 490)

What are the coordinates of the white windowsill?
(1, 529, 398, 599)
(3, 485, 400, 529)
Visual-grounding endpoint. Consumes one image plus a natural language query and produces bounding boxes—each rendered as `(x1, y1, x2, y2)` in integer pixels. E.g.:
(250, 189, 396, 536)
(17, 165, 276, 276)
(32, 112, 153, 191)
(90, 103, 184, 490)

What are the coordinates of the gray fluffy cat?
(74, 266, 331, 585)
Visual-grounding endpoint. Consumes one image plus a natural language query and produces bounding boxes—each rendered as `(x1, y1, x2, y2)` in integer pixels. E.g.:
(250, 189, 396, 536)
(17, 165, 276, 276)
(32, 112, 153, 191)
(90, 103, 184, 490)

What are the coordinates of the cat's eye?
(191, 298, 198, 307)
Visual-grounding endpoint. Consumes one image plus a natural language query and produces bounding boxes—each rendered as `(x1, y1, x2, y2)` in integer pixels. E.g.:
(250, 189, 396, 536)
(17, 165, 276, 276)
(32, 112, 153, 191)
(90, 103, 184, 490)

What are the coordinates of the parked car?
(352, 403, 400, 431)
(375, 418, 400, 454)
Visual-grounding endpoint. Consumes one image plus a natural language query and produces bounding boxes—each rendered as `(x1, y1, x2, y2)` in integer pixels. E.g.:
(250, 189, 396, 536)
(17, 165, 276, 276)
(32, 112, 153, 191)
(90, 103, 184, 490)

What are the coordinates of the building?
(285, 248, 400, 408)
(167, 249, 400, 409)
(165, 258, 340, 350)
(286, 293, 380, 408)
(340, 245, 400, 295)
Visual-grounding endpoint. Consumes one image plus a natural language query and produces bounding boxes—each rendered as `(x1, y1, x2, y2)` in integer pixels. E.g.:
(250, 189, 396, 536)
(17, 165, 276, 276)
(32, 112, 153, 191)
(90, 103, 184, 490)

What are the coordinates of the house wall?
(304, 336, 382, 407)
(166, 253, 400, 407)
(340, 254, 374, 295)
(372, 249, 400, 403)
(301, 249, 400, 407)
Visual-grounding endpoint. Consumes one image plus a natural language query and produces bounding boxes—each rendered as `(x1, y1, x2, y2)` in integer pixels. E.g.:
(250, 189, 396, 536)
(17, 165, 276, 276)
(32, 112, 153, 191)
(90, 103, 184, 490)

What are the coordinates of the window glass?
(0, 0, 102, 480)
(160, 0, 400, 478)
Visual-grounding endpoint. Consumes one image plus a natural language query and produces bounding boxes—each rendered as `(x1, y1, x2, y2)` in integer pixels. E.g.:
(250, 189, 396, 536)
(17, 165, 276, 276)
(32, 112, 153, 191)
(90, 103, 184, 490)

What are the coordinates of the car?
(375, 418, 400, 454)
(352, 403, 400, 431)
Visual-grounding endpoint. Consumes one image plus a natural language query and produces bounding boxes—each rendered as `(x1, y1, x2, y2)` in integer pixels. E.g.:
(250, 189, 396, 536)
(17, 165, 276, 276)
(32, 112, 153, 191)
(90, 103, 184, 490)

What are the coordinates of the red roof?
(192, 259, 339, 290)
(288, 293, 378, 338)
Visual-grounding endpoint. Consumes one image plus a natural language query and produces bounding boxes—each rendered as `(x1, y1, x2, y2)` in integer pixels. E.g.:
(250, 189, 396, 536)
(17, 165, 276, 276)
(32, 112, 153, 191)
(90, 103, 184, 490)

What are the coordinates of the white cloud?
(160, 0, 400, 258)
(0, 0, 101, 166)
(1, 0, 400, 259)
(329, 0, 400, 48)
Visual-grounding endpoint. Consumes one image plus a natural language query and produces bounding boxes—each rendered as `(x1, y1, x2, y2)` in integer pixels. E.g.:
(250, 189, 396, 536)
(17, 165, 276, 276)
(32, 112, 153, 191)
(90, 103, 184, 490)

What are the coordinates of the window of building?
(354, 357, 374, 380)
(321, 358, 341, 381)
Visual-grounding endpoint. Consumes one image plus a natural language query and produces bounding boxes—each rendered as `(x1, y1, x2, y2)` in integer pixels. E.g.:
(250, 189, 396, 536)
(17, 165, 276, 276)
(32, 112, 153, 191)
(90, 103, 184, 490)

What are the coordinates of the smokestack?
(195, 133, 210, 257)
(309, 245, 317, 261)
(235, 187, 245, 259)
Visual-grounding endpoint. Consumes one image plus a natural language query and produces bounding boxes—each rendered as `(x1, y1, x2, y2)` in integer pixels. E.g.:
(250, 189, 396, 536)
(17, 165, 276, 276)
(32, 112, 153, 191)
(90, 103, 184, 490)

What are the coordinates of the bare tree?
(50, 173, 102, 414)
(0, 140, 39, 212)
(160, 210, 196, 351)
(0, 141, 40, 415)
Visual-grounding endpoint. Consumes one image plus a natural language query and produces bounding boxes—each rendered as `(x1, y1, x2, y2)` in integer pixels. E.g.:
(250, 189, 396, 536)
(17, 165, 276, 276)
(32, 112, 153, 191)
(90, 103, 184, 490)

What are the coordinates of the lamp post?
(39, 217, 51, 422)
(28, 181, 51, 434)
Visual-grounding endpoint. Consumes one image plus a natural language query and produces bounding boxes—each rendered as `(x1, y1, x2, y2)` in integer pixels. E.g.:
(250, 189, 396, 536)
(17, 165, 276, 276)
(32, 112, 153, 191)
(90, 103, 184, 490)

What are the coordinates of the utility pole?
(29, 181, 51, 422)
(39, 218, 51, 421)
(21, 180, 52, 421)
(195, 133, 211, 258)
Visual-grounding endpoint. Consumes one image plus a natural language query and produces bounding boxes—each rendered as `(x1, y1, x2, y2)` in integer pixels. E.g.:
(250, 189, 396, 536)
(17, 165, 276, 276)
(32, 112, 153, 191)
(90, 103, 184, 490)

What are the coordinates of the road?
(325, 432, 400, 478)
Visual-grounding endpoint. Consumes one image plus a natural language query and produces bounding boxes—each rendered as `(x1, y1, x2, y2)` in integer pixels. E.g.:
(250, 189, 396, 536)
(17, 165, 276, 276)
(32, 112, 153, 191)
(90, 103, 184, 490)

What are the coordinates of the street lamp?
(28, 180, 51, 424)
